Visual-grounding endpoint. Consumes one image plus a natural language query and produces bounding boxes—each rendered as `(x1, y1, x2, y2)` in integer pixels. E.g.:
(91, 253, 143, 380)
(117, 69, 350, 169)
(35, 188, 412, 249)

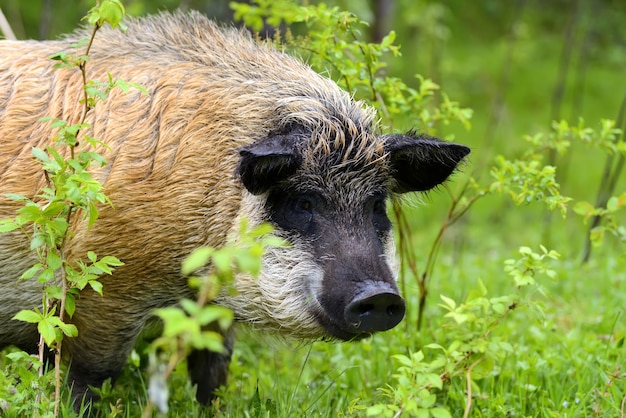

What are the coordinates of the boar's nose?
(344, 291, 406, 333)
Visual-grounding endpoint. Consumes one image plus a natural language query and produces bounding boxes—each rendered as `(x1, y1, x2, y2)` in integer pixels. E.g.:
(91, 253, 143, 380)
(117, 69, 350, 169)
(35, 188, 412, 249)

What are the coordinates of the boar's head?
(232, 125, 470, 341)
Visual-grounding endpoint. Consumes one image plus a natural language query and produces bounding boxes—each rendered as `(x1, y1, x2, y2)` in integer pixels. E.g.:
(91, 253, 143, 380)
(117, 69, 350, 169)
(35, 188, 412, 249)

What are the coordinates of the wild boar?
(0, 10, 469, 405)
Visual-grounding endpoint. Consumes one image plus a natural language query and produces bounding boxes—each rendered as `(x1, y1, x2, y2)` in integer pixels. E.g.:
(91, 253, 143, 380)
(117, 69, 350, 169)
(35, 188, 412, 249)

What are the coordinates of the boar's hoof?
(345, 292, 405, 333)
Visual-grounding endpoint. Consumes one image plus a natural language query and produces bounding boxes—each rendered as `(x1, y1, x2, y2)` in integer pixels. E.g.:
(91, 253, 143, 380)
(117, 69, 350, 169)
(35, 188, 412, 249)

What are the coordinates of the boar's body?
(0, 11, 469, 405)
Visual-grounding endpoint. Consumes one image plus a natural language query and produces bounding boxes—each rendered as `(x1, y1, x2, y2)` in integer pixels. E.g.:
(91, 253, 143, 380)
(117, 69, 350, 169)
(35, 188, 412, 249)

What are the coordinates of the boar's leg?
(187, 328, 235, 405)
(62, 300, 147, 408)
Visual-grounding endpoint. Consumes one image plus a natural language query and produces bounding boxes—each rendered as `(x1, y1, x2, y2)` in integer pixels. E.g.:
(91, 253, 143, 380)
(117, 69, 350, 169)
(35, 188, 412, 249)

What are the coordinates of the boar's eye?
(370, 195, 391, 233)
(373, 197, 386, 215)
(286, 195, 316, 232)
(268, 192, 318, 234)
(296, 197, 313, 213)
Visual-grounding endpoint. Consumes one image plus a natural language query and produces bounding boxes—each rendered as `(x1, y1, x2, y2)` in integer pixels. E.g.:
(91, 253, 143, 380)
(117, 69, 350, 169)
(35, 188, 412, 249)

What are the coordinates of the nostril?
(387, 303, 403, 317)
(345, 292, 406, 333)
(356, 303, 374, 315)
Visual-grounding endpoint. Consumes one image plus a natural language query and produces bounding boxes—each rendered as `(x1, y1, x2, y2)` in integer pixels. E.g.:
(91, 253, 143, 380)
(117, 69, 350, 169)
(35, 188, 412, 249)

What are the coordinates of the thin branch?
(582, 93, 626, 263)
(0, 8, 16, 40)
(569, 0, 599, 121)
(463, 357, 485, 418)
(544, 0, 580, 244)
(416, 181, 475, 331)
(52, 22, 102, 418)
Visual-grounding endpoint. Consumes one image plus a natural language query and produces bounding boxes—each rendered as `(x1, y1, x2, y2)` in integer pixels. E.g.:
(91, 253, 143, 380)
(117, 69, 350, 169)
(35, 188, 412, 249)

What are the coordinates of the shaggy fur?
(0, 10, 469, 405)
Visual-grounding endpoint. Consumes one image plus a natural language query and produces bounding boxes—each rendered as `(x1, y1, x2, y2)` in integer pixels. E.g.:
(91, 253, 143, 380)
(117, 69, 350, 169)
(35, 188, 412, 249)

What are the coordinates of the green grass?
(82, 228, 623, 417)
(198, 253, 624, 417)
(1, 1, 625, 416)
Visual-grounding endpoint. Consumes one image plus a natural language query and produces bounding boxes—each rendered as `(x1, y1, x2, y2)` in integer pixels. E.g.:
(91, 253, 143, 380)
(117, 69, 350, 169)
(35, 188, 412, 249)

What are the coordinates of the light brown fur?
(0, 10, 388, 400)
(0, 9, 474, 407)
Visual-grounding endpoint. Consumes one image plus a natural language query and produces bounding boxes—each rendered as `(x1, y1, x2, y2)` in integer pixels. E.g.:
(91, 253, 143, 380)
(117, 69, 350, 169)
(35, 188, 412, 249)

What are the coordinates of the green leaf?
(98, 0, 126, 28)
(423, 373, 443, 390)
(590, 226, 606, 247)
(58, 322, 78, 338)
(249, 222, 274, 237)
(236, 252, 262, 276)
(45, 285, 63, 299)
(573, 201, 595, 216)
(424, 343, 445, 351)
(212, 250, 232, 273)
(87, 200, 100, 227)
(445, 311, 472, 324)
(180, 299, 200, 316)
(49, 52, 68, 62)
(0, 218, 20, 233)
(65, 294, 76, 318)
(197, 306, 234, 328)
(38, 317, 59, 346)
(439, 294, 456, 310)
(417, 389, 436, 407)
(4, 193, 29, 202)
(606, 196, 619, 212)
(46, 251, 63, 270)
(182, 247, 213, 276)
(430, 407, 452, 418)
(392, 353, 414, 367)
(49, 118, 67, 128)
(31, 147, 50, 163)
(155, 307, 198, 338)
(20, 264, 43, 280)
(12, 309, 43, 323)
(192, 330, 225, 352)
(366, 404, 387, 416)
(514, 273, 535, 287)
(38, 268, 55, 283)
(471, 356, 495, 379)
(99, 255, 124, 267)
(89, 280, 103, 295)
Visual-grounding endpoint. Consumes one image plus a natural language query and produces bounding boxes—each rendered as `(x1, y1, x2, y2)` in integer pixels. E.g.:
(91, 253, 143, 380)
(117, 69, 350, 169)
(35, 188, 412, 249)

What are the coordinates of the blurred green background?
(0, 2, 624, 414)
(0, 0, 626, 256)
(1, 0, 624, 253)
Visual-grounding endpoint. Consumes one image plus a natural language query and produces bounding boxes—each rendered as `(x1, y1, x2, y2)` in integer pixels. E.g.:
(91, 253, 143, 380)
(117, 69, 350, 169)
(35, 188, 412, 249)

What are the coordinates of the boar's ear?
(238, 134, 302, 195)
(385, 133, 470, 193)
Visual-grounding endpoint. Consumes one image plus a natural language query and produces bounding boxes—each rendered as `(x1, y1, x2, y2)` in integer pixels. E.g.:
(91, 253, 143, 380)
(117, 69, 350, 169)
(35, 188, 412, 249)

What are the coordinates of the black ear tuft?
(385, 133, 470, 194)
(237, 134, 303, 195)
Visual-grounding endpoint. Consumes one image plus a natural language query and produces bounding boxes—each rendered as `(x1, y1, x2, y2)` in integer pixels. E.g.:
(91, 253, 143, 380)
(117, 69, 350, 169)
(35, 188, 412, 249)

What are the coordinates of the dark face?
(237, 127, 470, 340)
(266, 183, 404, 340)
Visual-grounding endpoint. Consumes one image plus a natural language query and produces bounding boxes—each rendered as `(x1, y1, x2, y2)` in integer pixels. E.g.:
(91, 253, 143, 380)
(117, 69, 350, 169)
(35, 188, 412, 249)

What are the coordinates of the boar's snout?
(345, 290, 405, 333)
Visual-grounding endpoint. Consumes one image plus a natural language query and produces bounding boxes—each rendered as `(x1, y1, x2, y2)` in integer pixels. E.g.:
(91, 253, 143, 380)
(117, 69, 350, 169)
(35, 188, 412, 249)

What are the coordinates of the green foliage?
(231, 0, 471, 134)
(0, 2, 132, 416)
(0, 350, 56, 418)
(226, 1, 624, 417)
(143, 221, 283, 415)
(367, 350, 449, 418)
(488, 118, 623, 218)
(362, 245, 560, 417)
(1, 1, 624, 416)
(86, 0, 126, 29)
(230, 0, 304, 31)
(575, 192, 626, 248)
(490, 156, 570, 215)
(503, 245, 560, 287)
(2, 4, 127, 344)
